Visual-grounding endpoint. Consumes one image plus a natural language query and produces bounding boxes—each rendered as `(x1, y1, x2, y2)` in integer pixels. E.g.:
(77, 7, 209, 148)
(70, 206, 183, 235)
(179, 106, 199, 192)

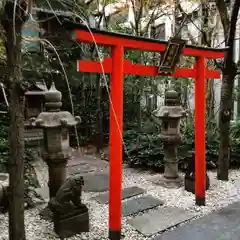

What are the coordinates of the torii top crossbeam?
(61, 20, 226, 240)
(66, 21, 225, 57)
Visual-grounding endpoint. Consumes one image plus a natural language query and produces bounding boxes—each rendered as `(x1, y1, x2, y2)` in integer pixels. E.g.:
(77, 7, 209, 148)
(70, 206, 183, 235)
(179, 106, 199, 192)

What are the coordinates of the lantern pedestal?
(152, 174, 184, 189)
(53, 205, 89, 239)
(151, 89, 186, 189)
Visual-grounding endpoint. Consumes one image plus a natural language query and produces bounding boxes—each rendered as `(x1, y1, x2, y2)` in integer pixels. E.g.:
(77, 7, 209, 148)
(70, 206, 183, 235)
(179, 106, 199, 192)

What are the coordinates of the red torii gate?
(70, 23, 225, 240)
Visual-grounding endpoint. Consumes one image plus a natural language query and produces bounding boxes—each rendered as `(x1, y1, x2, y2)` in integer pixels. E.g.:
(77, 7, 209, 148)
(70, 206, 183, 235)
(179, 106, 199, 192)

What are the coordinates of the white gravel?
(1, 166, 240, 240)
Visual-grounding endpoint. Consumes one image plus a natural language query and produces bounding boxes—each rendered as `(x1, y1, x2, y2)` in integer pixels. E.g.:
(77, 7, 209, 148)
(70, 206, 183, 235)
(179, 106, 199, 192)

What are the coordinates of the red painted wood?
(109, 46, 124, 235)
(195, 57, 206, 205)
(75, 29, 225, 58)
(77, 59, 221, 79)
(206, 69, 221, 79)
(75, 27, 225, 232)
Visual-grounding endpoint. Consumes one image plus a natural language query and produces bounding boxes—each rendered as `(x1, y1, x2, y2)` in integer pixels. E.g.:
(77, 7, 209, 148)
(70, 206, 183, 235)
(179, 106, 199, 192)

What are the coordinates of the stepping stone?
(35, 186, 49, 202)
(122, 195, 164, 217)
(234, 178, 240, 187)
(154, 201, 240, 240)
(36, 173, 109, 200)
(83, 173, 109, 192)
(93, 186, 145, 204)
(128, 207, 195, 236)
(67, 161, 89, 167)
(68, 164, 96, 175)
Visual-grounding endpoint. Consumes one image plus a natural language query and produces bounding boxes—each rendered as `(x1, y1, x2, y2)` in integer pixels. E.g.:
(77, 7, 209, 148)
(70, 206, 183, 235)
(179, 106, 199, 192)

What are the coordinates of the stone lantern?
(151, 89, 186, 188)
(24, 81, 47, 148)
(30, 82, 81, 199)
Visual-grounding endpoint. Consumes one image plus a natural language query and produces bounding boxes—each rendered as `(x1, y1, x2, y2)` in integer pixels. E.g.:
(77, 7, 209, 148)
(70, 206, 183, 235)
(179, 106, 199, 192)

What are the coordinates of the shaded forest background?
(0, 0, 240, 172)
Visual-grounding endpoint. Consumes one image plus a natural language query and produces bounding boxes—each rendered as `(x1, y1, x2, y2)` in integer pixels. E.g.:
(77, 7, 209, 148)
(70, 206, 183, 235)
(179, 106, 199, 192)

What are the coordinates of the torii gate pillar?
(195, 56, 206, 205)
(109, 45, 124, 239)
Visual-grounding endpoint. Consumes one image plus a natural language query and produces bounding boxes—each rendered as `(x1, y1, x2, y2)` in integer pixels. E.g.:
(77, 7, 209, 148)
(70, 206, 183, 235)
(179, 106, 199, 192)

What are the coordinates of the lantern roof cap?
(35, 111, 79, 128)
(45, 82, 62, 111)
(32, 82, 81, 128)
(153, 106, 185, 118)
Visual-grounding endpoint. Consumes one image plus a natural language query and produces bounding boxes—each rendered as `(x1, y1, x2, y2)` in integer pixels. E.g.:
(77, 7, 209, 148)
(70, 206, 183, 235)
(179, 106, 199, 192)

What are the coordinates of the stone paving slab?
(68, 164, 96, 175)
(154, 201, 240, 240)
(68, 161, 89, 167)
(67, 153, 109, 192)
(128, 207, 195, 236)
(67, 159, 89, 167)
(35, 186, 50, 202)
(82, 173, 109, 192)
(68, 152, 108, 168)
(36, 172, 110, 201)
(122, 195, 164, 217)
(93, 186, 145, 204)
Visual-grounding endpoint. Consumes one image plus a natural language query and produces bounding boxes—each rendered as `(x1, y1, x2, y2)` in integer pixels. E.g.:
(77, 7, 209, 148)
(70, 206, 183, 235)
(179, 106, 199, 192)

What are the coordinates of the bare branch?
(141, 9, 165, 36)
(187, 30, 198, 45)
(226, 0, 240, 47)
(26, 0, 32, 16)
(215, 0, 230, 39)
(175, 1, 225, 70)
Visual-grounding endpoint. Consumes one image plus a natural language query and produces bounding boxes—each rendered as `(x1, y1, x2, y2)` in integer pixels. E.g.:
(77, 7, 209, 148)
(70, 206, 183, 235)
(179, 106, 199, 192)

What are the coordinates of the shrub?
(123, 117, 240, 170)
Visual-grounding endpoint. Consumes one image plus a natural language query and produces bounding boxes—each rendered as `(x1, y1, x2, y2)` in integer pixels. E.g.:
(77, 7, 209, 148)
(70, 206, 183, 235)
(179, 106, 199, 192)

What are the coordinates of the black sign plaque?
(158, 37, 186, 75)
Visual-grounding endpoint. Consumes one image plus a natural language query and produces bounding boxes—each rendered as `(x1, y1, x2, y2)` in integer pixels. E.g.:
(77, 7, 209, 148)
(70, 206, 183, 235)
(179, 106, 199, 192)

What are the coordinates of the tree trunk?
(216, 0, 240, 180)
(8, 88, 25, 240)
(218, 72, 235, 180)
(237, 39, 240, 118)
(238, 75, 240, 117)
(2, 5, 27, 240)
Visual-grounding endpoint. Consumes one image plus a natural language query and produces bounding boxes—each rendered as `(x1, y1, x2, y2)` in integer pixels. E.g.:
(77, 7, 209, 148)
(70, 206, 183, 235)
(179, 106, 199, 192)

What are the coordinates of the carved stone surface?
(151, 89, 185, 188)
(49, 174, 89, 238)
(53, 205, 89, 239)
(49, 174, 84, 214)
(30, 82, 81, 200)
(184, 154, 210, 193)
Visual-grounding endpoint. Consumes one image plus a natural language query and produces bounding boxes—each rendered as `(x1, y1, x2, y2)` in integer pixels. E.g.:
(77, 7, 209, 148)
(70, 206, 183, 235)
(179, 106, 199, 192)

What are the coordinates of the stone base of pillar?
(53, 204, 89, 239)
(184, 174, 210, 194)
(151, 174, 184, 189)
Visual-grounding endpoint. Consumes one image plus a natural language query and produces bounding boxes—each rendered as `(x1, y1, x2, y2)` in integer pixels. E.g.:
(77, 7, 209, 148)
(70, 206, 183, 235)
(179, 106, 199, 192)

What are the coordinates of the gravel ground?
(1, 166, 240, 240)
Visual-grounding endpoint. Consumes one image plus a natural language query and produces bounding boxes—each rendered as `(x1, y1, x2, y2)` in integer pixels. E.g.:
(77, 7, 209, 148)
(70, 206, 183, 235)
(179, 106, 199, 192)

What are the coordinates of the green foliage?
(230, 120, 240, 166)
(123, 116, 240, 170)
(1, 6, 240, 174)
(123, 120, 164, 169)
(181, 120, 219, 163)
